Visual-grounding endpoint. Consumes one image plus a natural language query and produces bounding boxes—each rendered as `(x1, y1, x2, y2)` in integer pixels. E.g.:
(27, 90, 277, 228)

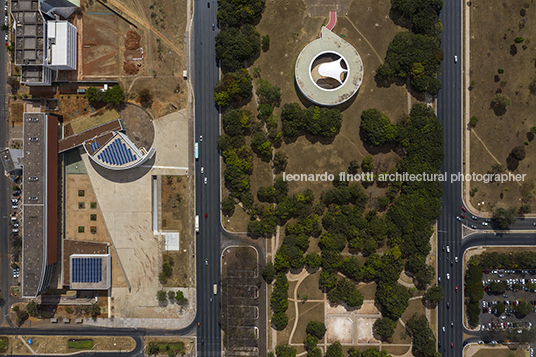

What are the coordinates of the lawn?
(381, 345, 411, 355)
(390, 320, 412, 344)
(468, 0, 536, 213)
(68, 340, 93, 350)
(400, 299, 426, 324)
(357, 282, 377, 301)
(69, 108, 120, 134)
(291, 302, 324, 345)
(297, 271, 324, 301)
(277, 299, 296, 345)
(472, 347, 528, 357)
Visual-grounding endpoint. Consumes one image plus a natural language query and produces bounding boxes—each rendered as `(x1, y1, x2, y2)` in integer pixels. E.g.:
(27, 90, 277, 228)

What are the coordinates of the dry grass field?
(468, 0, 536, 213)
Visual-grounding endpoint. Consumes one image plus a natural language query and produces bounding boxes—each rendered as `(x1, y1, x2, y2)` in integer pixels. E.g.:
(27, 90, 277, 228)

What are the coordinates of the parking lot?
(479, 270, 536, 332)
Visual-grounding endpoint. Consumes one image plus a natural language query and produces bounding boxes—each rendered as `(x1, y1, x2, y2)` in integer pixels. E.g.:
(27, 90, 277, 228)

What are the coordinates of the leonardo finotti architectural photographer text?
(282, 172, 527, 184)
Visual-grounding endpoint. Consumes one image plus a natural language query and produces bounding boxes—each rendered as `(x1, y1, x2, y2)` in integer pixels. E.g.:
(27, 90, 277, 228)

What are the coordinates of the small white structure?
(318, 57, 348, 85)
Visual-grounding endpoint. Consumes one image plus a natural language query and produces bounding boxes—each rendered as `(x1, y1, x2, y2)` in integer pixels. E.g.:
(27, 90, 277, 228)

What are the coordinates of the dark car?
(447, 302, 450, 309)
(205, 213, 208, 219)
(207, 2, 209, 7)
(451, 343, 454, 349)
(461, 207, 466, 212)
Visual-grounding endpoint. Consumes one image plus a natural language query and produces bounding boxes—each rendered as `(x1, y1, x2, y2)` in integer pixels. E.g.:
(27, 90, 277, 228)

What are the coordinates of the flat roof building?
(69, 254, 111, 290)
(21, 113, 59, 297)
(10, 0, 78, 85)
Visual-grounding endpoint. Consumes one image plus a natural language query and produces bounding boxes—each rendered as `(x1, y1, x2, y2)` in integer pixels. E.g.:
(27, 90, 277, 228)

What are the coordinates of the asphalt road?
(1, 13, 11, 325)
(192, 0, 222, 355)
(436, 0, 465, 353)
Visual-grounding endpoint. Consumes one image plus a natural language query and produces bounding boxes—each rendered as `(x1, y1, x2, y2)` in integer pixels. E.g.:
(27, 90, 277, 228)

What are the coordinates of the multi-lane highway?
(436, 0, 536, 355)
(192, 0, 222, 355)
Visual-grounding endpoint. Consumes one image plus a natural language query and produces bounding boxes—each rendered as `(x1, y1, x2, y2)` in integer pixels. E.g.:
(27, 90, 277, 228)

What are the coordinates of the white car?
(201, 167, 204, 174)
(199, 135, 203, 142)
(455, 256, 458, 263)
(482, 222, 488, 226)
(446, 246, 450, 253)
(446, 273, 450, 280)
(454, 55, 458, 63)
(442, 326, 445, 332)
(204, 177, 207, 185)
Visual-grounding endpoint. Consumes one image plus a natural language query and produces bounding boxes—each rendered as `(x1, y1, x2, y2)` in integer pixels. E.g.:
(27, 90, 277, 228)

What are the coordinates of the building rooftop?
(69, 254, 111, 290)
(295, 27, 364, 106)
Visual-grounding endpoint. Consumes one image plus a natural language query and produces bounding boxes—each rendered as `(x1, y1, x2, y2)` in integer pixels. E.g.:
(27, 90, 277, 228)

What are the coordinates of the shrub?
(515, 36, 525, 43)
(469, 116, 479, 127)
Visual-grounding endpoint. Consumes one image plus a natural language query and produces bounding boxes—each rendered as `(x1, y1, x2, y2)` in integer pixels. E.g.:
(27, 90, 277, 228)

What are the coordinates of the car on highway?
(482, 222, 488, 226)
(447, 302, 450, 309)
(205, 259, 208, 265)
(451, 343, 454, 348)
(456, 286, 458, 292)
(447, 273, 450, 279)
(438, 277, 441, 283)
(456, 216, 462, 222)
(455, 256, 458, 262)
(472, 215, 478, 220)
(207, 2, 209, 7)
(201, 167, 204, 173)
(199, 135, 203, 142)
(205, 213, 207, 219)
(442, 326, 445, 332)
(461, 206, 466, 212)
(446, 246, 450, 253)
(460, 214, 465, 218)
(204, 177, 207, 184)
(212, 24, 215, 30)
(454, 55, 458, 63)
(451, 260, 454, 266)
(451, 321, 454, 327)
(471, 224, 478, 229)
(13, 222, 18, 227)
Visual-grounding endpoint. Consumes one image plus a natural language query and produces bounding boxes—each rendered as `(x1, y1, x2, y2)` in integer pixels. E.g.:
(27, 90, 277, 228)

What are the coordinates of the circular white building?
(295, 27, 364, 106)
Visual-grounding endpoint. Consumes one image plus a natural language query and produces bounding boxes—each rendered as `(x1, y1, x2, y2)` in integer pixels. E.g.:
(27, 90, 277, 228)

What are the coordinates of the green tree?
(167, 290, 175, 301)
(262, 34, 270, 51)
(514, 36, 525, 43)
(217, 0, 265, 27)
(360, 108, 397, 146)
(275, 344, 296, 357)
(469, 116, 479, 127)
(89, 302, 101, 319)
(148, 342, 160, 355)
(325, 342, 343, 357)
(156, 290, 167, 302)
(305, 320, 326, 339)
(103, 85, 125, 105)
(86, 87, 102, 103)
(425, 284, 444, 304)
(362, 156, 374, 172)
(262, 262, 276, 283)
(26, 301, 39, 317)
(496, 301, 506, 315)
(374, 317, 396, 341)
(138, 88, 153, 107)
(307, 347, 322, 357)
(376, 282, 410, 320)
(215, 25, 261, 71)
(493, 207, 517, 229)
(515, 300, 532, 318)
(348, 160, 360, 174)
(221, 196, 236, 213)
(175, 290, 184, 301)
(491, 93, 511, 112)
(257, 79, 282, 105)
(305, 251, 322, 268)
(304, 334, 318, 351)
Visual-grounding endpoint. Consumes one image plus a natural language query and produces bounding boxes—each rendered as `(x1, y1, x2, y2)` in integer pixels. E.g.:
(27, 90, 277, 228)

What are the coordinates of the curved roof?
(295, 27, 364, 106)
(85, 132, 155, 170)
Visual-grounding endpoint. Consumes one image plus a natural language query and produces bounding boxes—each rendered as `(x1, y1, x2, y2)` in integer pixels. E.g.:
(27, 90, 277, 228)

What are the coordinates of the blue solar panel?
(90, 142, 100, 152)
(96, 138, 139, 166)
(72, 257, 103, 283)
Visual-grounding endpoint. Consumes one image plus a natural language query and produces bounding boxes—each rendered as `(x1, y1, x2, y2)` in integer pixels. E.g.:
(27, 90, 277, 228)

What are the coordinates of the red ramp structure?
(326, 11, 337, 30)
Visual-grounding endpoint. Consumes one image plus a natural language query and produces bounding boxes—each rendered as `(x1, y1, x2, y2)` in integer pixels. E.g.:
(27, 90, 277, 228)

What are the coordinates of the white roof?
(47, 21, 69, 66)
(318, 58, 347, 84)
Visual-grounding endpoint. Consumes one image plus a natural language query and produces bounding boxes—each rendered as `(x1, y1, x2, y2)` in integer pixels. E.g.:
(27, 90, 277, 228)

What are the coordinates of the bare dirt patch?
(118, 103, 155, 149)
(327, 317, 353, 344)
(10, 102, 24, 124)
(356, 317, 378, 344)
(468, 0, 536, 213)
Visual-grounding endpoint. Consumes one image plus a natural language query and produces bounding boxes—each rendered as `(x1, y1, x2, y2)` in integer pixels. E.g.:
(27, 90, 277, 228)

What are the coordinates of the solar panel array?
(72, 257, 103, 283)
(96, 138, 137, 166)
(89, 142, 100, 152)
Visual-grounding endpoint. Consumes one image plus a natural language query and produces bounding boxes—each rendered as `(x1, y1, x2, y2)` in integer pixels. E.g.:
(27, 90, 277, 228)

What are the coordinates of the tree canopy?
(360, 108, 397, 146)
(216, 24, 260, 72)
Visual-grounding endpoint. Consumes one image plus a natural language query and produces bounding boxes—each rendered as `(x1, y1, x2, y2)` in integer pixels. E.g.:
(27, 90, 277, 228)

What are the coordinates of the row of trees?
(406, 314, 439, 357)
(86, 85, 125, 105)
(378, 0, 444, 94)
(271, 343, 391, 357)
(281, 103, 343, 138)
